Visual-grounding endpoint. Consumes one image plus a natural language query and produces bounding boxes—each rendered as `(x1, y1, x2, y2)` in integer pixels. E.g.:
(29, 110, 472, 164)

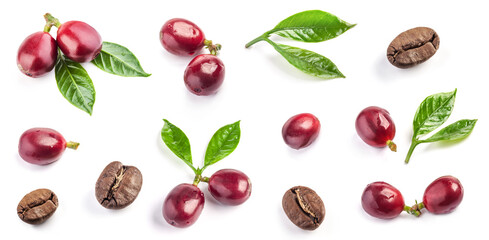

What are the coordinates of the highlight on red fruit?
(355, 106, 397, 151)
(184, 54, 225, 96)
(162, 183, 205, 228)
(282, 113, 320, 150)
(208, 169, 251, 206)
(57, 20, 102, 62)
(361, 181, 405, 219)
(17, 32, 57, 77)
(423, 176, 464, 214)
(160, 18, 205, 56)
(18, 128, 79, 165)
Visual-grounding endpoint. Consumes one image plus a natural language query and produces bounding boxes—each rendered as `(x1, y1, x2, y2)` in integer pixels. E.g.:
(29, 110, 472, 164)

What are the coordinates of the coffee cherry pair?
(160, 18, 225, 96)
(355, 106, 397, 152)
(161, 120, 248, 228)
(17, 13, 102, 77)
(282, 113, 321, 150)
(361, 176, 464, 220)
(163, 169, 252, 228)
(18, 127, 79, 165)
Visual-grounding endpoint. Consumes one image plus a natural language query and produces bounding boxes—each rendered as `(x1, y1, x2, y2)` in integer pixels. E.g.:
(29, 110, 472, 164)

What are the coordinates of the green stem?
(262, 37, 280, 48)
(193, 174, 201, 186)
(204, 39, 221, 56)
(66, 141, 80, 150)
(404, 202, 425, 217)
(192, 174, 209, 186)
(201, 177, 209, 183)
(404, 139, 420, 164)
(245, 33, 269, 48)
(43, 13, 61, 32)
(386, 140, 397, 152)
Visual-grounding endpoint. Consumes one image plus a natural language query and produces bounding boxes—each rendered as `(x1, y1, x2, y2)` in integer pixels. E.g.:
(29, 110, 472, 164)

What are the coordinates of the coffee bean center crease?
(102, 166, 127, 204)
(293, 188, 319, 223)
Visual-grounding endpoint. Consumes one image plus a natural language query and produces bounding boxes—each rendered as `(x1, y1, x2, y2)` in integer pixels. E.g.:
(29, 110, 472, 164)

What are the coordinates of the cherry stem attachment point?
(192, 175, 209, 186)
(66, 141, 80, 150)
(204, 39, 221, 56)
(404, 201, 425, 217)
(387, 140, 397, 152)
(43, 13, 61, 32)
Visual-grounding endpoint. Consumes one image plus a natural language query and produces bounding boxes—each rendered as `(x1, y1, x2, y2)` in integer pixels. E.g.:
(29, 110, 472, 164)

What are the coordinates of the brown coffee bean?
(387, 27, 440, 68)
(282, 186, 325, 230)
(17, 188, 58, 225)
(95, 161, 142, 209)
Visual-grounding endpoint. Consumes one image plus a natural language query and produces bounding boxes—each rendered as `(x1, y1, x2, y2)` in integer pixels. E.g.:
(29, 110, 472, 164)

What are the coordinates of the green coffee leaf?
(161, 119, 195, 172)
(268, 41, 344, 79)
(405, 89, 477, 164)
(204, 121, 241, 169)
(91, 42, 151, 77)
(413, 89, 457, 137)
(245, 10, 353, 80)
(55, 52, 96, 115)
(269, 10, 356, 42)
(423, 119, 477, 143)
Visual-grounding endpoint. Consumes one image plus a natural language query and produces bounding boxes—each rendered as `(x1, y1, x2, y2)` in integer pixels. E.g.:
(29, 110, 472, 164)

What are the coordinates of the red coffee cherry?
(17, 32, 57, 77)
(282, 113, 320, 150)
(162, 183, 205, 228)
(184, 54, 225, 96)
(57, 21, 102, 62)
(208, 169, 251, 206)
(355, 106, 397, 151)
(18, 128, 79, 165)
(361, 181, 405, 219)
(423, 176, 463, 214)
(160, 18, 205, 56)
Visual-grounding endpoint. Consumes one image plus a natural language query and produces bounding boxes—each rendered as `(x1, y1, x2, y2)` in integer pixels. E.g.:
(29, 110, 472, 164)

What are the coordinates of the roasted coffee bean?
(95, 161, 142, 209)
(17, 188, 58, 225)
(387, 27, 440, 68)
(282, 186, 325, 230)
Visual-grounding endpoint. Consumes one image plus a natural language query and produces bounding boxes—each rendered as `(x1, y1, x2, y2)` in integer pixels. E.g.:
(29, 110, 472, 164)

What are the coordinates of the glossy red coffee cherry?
(355, 106, 397, 151)
(18, 128, 79, 165)
(208, 169, 251, 206)
(184, 54, 225, 96)
(282, 113, 320, 150)
(361, 182, 405, 219)
(160, 18, 205, 56)
(162, 183, 205, 228)
(57, 21, 102, 62)
(17, 32, 57, 77)
(423, 176, 463, 214)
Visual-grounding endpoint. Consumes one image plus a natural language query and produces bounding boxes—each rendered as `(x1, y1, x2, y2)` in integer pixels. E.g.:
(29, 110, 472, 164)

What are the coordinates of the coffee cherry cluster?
(161, 120, 250, 228)
(361, 176, 464, 219)
(163, 169, 251, 228)
(160, 18, 225, 96)
(17, 13, 102, 77)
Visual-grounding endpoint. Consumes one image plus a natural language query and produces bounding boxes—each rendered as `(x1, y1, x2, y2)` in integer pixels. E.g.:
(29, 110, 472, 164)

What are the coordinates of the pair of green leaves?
(55, 42, 151, 115)
(245, 10, 355, 79)
(405, 89, 477, 163)
(161, 119, 241, 176)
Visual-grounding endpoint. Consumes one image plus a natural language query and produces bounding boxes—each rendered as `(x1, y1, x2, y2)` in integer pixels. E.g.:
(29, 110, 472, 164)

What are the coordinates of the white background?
(1, 0, 487, 239)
